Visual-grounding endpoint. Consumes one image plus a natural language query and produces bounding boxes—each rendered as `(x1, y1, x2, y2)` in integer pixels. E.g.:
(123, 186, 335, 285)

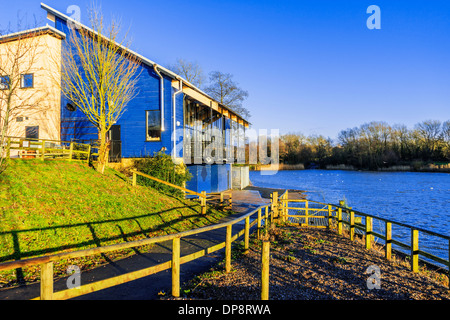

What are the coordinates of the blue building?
(41, 3, 249, 194)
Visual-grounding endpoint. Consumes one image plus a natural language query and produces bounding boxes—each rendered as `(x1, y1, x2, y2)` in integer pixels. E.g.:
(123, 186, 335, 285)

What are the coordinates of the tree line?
(279, 120, 450, 170)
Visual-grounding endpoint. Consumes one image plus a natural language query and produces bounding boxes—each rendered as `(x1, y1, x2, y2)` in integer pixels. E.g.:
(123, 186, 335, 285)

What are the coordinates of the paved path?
(0, 190, 272, 300)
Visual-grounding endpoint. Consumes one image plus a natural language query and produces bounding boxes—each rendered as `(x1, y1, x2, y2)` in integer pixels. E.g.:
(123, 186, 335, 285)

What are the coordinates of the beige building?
(0, 26, 65, 143)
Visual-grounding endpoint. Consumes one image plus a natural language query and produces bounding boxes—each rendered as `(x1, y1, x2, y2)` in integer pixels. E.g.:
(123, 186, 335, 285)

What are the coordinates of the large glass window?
(146, 110, 161, 141)
(184, 98, 231, 164)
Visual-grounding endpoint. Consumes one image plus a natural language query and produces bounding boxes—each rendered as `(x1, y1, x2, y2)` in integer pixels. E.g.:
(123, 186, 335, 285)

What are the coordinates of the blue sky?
(1, 0, 449, 139)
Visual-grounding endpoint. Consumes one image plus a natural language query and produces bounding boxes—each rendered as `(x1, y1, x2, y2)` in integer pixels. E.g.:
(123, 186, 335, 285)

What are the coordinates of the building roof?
(40, 3, 249, 127)
(0, 25, 66, 44)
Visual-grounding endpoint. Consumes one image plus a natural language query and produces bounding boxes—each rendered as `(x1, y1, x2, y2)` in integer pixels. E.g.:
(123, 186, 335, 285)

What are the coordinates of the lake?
(249, 169, 450, 267)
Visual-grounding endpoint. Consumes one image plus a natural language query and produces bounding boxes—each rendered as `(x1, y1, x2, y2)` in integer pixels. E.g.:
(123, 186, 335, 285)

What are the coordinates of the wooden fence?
(0, 189, 448, 300)
(0, 201, 273, 300)
(5, 136, 91, 164)
(280, 197, 450, 284)
(131, 169, 232, 214)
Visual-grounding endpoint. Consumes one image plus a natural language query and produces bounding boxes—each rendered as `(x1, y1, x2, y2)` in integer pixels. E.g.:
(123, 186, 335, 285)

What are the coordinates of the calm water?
(250, 169, 450, 266)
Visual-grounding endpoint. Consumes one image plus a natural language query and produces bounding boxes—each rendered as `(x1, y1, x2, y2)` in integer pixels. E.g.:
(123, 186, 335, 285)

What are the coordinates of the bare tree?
(169, 58, 205, 88)
(60, 6, 141, 173)
(415, 120, 442, 159)
(0, 23, 57, 173)
(204, 71, 250, 120)
(442, 120, 450, 159)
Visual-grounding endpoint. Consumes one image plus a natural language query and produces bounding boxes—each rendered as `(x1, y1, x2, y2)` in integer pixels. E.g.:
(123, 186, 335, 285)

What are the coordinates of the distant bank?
(251, 163, 450, 173)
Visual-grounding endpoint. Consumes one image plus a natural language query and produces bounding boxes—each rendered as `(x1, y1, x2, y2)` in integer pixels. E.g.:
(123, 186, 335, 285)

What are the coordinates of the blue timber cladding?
(119, 67, 175, 158)
(54, 17, 179, 157)
(211, 164, 230, 192)
(186, 165, 212, 194)
(52, 14, 233, 194)
(186, 164, 231, 193)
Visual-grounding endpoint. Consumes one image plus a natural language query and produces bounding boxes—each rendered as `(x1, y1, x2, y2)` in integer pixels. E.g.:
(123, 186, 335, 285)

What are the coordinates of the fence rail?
(0, 189, 448, 300)
(0, 201, 273, 300)
(131, 169, 233, 214)
(280, 197, 450, 280)
(4, 136, 91, 164)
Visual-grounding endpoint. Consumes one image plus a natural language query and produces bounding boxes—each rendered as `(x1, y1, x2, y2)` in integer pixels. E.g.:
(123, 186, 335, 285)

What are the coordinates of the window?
(0, 76, 10, 90)
(146, 110, 161, 141)
(21, 74, 34, 88)
(25, 126, 39, 140)
(66, 103, 77, 112)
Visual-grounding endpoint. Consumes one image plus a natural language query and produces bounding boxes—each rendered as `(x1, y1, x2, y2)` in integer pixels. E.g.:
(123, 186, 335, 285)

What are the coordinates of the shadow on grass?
(0, 201, 228, 285)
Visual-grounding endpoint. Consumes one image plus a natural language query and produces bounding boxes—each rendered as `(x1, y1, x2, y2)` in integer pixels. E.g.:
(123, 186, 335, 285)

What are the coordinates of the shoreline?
(251, 165, 450, 173)
(244, 185, 449, 273)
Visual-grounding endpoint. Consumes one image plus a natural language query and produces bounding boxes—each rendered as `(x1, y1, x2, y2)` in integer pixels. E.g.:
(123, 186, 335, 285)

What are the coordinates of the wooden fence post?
(244, 217, 250, 253)
(337, 207, 342, 235)
(261, 240, 270, 301)
(283, 194, 288, 222)
(40, 262, 54, 300)
(327, 205, 332, 229)
(172, 237, 180, 297)
(41, 140, 46, 161)
(365, 217, 373, 250)
(304, 200, 309, 227)
(86, 145, 91, 165)
(225, 225, 232, 273)
(201, 191, 207, 215)
(265, 206, 269, 232)
(6, 137, 11, 159)
(257, 208, 262, 240)
(411, 229, 419, 273)
(271, 192, 278, 219)
(220, 192, 224, 206)
(385, 222, 392, 260)
(132, 172, 137, 187)
(350, 211, 355, 241)
(68, 142, 74, 162)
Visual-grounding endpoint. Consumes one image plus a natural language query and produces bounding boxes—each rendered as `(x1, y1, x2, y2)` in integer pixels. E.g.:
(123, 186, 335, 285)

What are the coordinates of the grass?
(0, 159, 232, 287)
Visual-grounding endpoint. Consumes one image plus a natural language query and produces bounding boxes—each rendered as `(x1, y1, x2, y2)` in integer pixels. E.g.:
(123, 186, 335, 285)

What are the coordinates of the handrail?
(1, 190, 448, 300)
(131, 169, 205, 198)
(283, 198, 450, 284)
(131, 169, 211, 214)
(306, 199, 450, 240)
(0, 202, 273, 300)
(5, 135, 88, 146)
(0, 204, 265, 271)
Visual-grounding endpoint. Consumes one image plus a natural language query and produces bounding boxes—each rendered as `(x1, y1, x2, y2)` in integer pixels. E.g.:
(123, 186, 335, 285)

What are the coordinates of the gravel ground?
(180, 225, 450, 300)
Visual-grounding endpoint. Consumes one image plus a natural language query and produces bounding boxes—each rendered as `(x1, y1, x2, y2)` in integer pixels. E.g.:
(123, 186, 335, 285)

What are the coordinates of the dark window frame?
(145, 109, 162, 142)
(25, 126, 39, 140)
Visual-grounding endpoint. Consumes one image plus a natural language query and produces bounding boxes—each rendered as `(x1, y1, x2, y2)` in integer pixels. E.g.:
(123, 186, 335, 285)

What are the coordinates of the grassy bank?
(0, 160, 231, 287)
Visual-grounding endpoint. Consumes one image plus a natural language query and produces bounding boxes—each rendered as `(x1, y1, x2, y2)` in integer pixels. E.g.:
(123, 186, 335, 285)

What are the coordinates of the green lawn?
(0, 160, 231, 287)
